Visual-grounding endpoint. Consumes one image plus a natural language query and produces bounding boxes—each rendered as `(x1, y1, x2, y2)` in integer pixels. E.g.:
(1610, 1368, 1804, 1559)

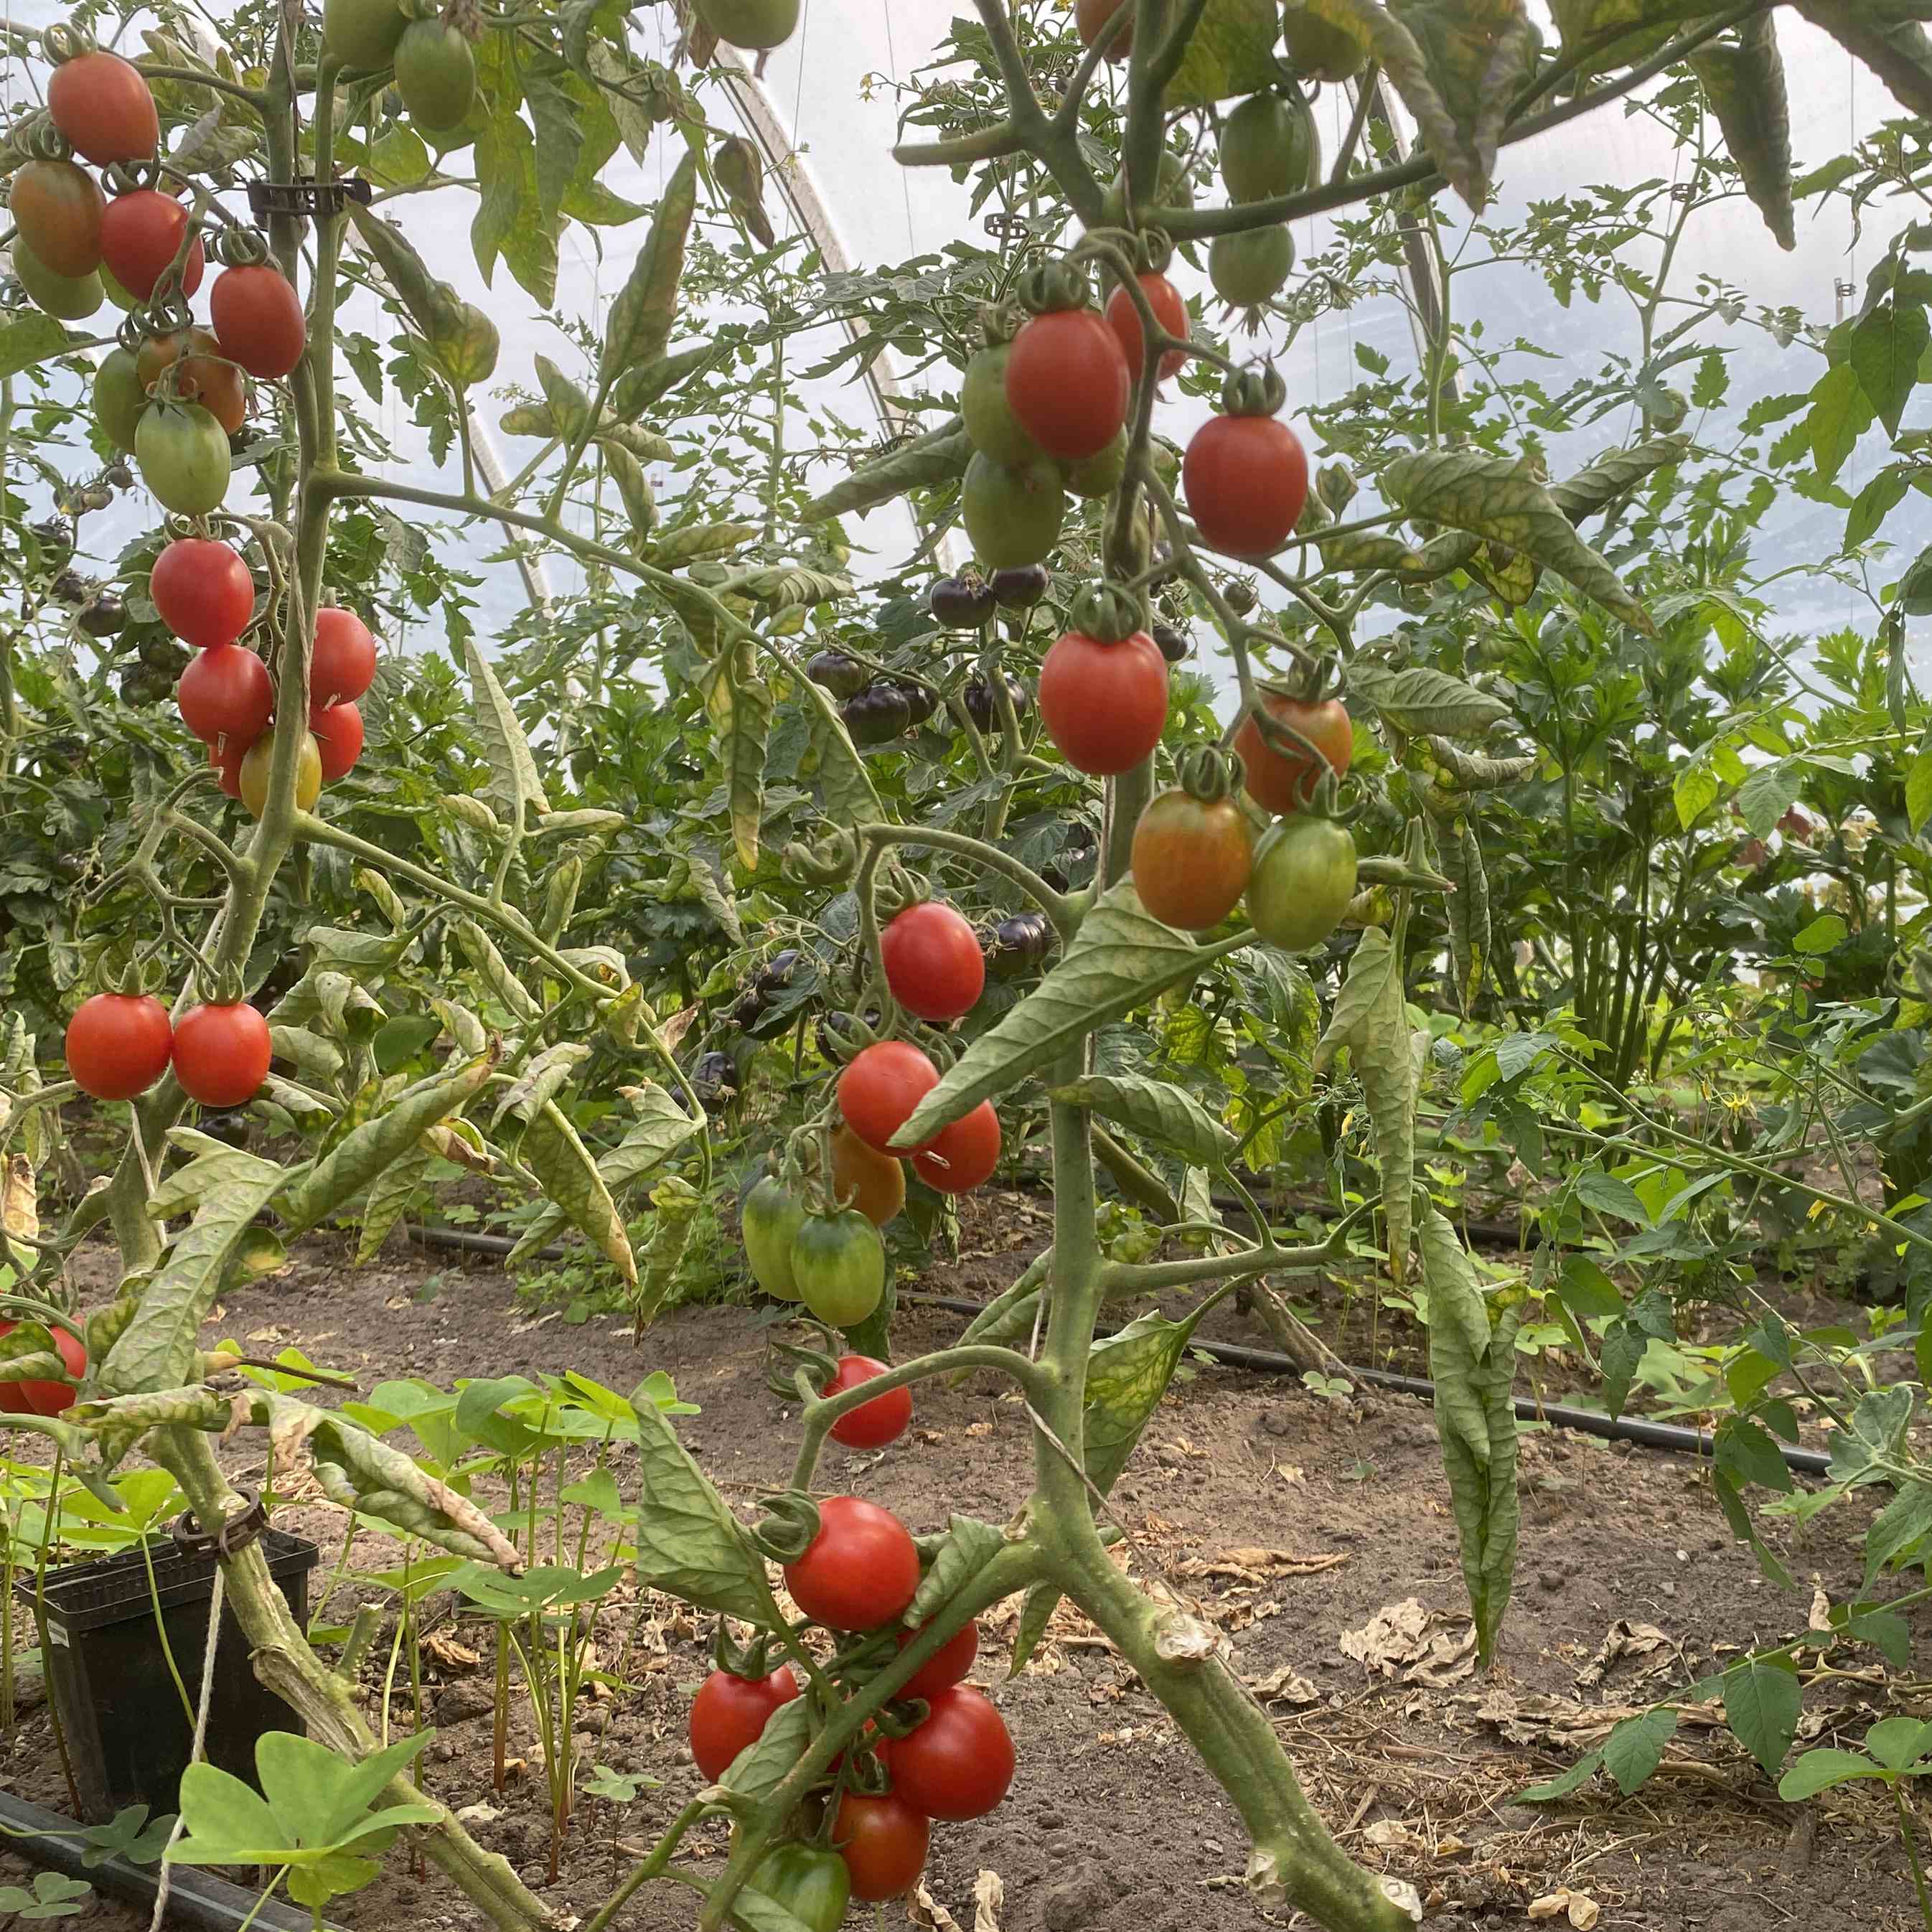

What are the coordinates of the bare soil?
(9, 1195, 1923, 1931)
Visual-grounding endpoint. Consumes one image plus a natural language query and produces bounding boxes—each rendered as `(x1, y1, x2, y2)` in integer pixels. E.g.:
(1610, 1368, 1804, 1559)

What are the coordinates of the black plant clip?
(248, 177, 373, 222)
(170, 1488, 268, 1561)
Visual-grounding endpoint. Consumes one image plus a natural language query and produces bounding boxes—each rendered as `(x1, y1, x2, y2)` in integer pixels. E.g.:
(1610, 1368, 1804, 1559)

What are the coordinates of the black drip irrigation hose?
(405, 1222, 1834, 1477)
(0, 1791, 334, 1931)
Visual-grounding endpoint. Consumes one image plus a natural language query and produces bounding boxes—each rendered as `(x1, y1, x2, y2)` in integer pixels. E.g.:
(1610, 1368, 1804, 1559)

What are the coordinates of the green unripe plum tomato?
(1244, 816, 1358, 952)
(1219, 92, 1321, 202)
(961, 344, 1040, 467)
(696, 0, 800, 50)
(1098, 148, 1193, 228)
(742, 1174, 807, 1300)
(790, 1209, 885, 1328)
(394, 19, 476, 130)
(11, 240, 103, 320)
(1064, 429, 1127, 501)
(135, 403, 232, 516)
(1209, 225, 1295, 307)
(92, 346, 146, 453)
(1281, 4, 1368, 81)
(962, 453, 1065, 570)
(324, 0, 408, 69)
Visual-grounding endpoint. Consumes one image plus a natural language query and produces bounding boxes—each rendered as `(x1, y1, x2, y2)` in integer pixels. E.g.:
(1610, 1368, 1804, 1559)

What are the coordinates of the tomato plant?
(782, 1496, 919, 1632)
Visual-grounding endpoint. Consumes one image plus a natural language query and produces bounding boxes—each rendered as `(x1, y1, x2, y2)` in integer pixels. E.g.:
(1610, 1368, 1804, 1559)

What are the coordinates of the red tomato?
(1074, 0, 1133, 59)
(100, 190, 205, 301)
(782, 1496, 920, 1632)
(171, 1003, 272, 1108)
(833, 1792, 929, 1903)
(63, 992, 172, 1102)
(9, 160, 106, 278)
(210, 263, 307, 380)
(177, 644, 273, 747)
(910, 1100, 1000, 1195)
(688, 1666, 797, 1782)
(151, 538, 254, 650)
(896, 1619, 979, 1702)
(823, 1356, 913, 1450)
(311, 701, 364, 781)
(210, 735, 249, 799)
(837, 1041, 939, 1155)
(0, 1322, 88, 1417)
(311, 606, 378, 705)
(886, 1686, 1015, 1820)
(1105, 273, 1188, 383)
(881, 901, 984, 1023)
(1183, 413, 1310, 558)
(1003, 308, 1130, 461)
(47, 51, 158, 166)
(1232, 692, 1354, 816)
(1037, 627, 1169, 775)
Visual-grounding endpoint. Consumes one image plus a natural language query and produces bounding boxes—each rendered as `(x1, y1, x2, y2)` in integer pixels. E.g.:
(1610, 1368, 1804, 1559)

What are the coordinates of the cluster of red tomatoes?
(157, 533, 377, 812)
(689, 1496, 1013, 1914)
(14, 49, 308, 520)
(63, 988, 272, 1112)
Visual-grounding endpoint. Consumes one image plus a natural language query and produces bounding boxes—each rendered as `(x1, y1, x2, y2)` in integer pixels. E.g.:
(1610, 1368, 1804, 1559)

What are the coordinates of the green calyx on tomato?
(962, 452, 1065, 571)
(743, 1174, 807, 1300)
(1244, 815, 1358, 954)
(749, 1845, 850, 1932)
(790, 1208, 885, 1328)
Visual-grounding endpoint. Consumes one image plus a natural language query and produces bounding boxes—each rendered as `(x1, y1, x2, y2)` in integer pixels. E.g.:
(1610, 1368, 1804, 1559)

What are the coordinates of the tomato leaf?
(1792, 2, 1932, 122)
(101, 1141, 289, 1394)
(699, 642, 774, 873)
(891, 886, 1251, 1150)
(1048, 1073, 1235, 1168)
(1689, 16, 1796, 250)
(627, 1391, 774, 1625)
(1314, 928, 1419, 1278)
(465, 637, 552, 821)
(1548, 433, 1691, 522)
(1349, 665, 1511, 738)
(1806, 360, 1875, 484)
(0, 310, 83, 380)
(1167, 0, 1282, 106)
(1847, 299, 1931, 440)
(278, 1048, 498, 1239)
(801, 421, 973, 523)
(906, 1515, 1005, 1625)
(1382, 449, 1653, 632)
(634, 1176, 703, 1331)
(599, 147, 699, 388)
(522, 1099, 637, 1289)
(1437, 812, 1491, 1015)
(1300, 0, 1537, 210)
(1421, 1210, 1522, 1666)
(354, 1141, 435, 1267)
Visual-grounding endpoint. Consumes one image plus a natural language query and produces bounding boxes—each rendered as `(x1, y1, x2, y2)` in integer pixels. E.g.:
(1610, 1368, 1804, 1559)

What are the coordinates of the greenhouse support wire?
(402, 1224, 1834, 1478)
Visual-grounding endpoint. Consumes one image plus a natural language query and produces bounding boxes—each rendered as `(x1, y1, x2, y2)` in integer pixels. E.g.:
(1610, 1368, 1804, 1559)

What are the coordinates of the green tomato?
(1219, 93, 1321, 202)
(135, 401, 232, 516)
(324, 0, 408, 69)
(697, 0, 801, 50)
(1098, 148, 1194, 227)
(1064, 429, 1126, 501)
(748, 1845, 851, 1932)
(93, 346, 147, 454)
(962, 344, 1040, 468)
(11, 240, 103, 321)
(790, 1209, 885, 1328)
(1209, 225, 1295, 308)
(962, 452, 1065, 570)
(1245, 817, 1358, 953)
(395, 19, 477, 131)
(742, 1176, 806, 1300)
(1282, 4, 1368, 82)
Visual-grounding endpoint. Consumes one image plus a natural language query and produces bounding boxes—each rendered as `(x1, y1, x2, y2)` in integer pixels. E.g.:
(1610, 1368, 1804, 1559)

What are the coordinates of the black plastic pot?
(21, 1529, 319, 1822)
